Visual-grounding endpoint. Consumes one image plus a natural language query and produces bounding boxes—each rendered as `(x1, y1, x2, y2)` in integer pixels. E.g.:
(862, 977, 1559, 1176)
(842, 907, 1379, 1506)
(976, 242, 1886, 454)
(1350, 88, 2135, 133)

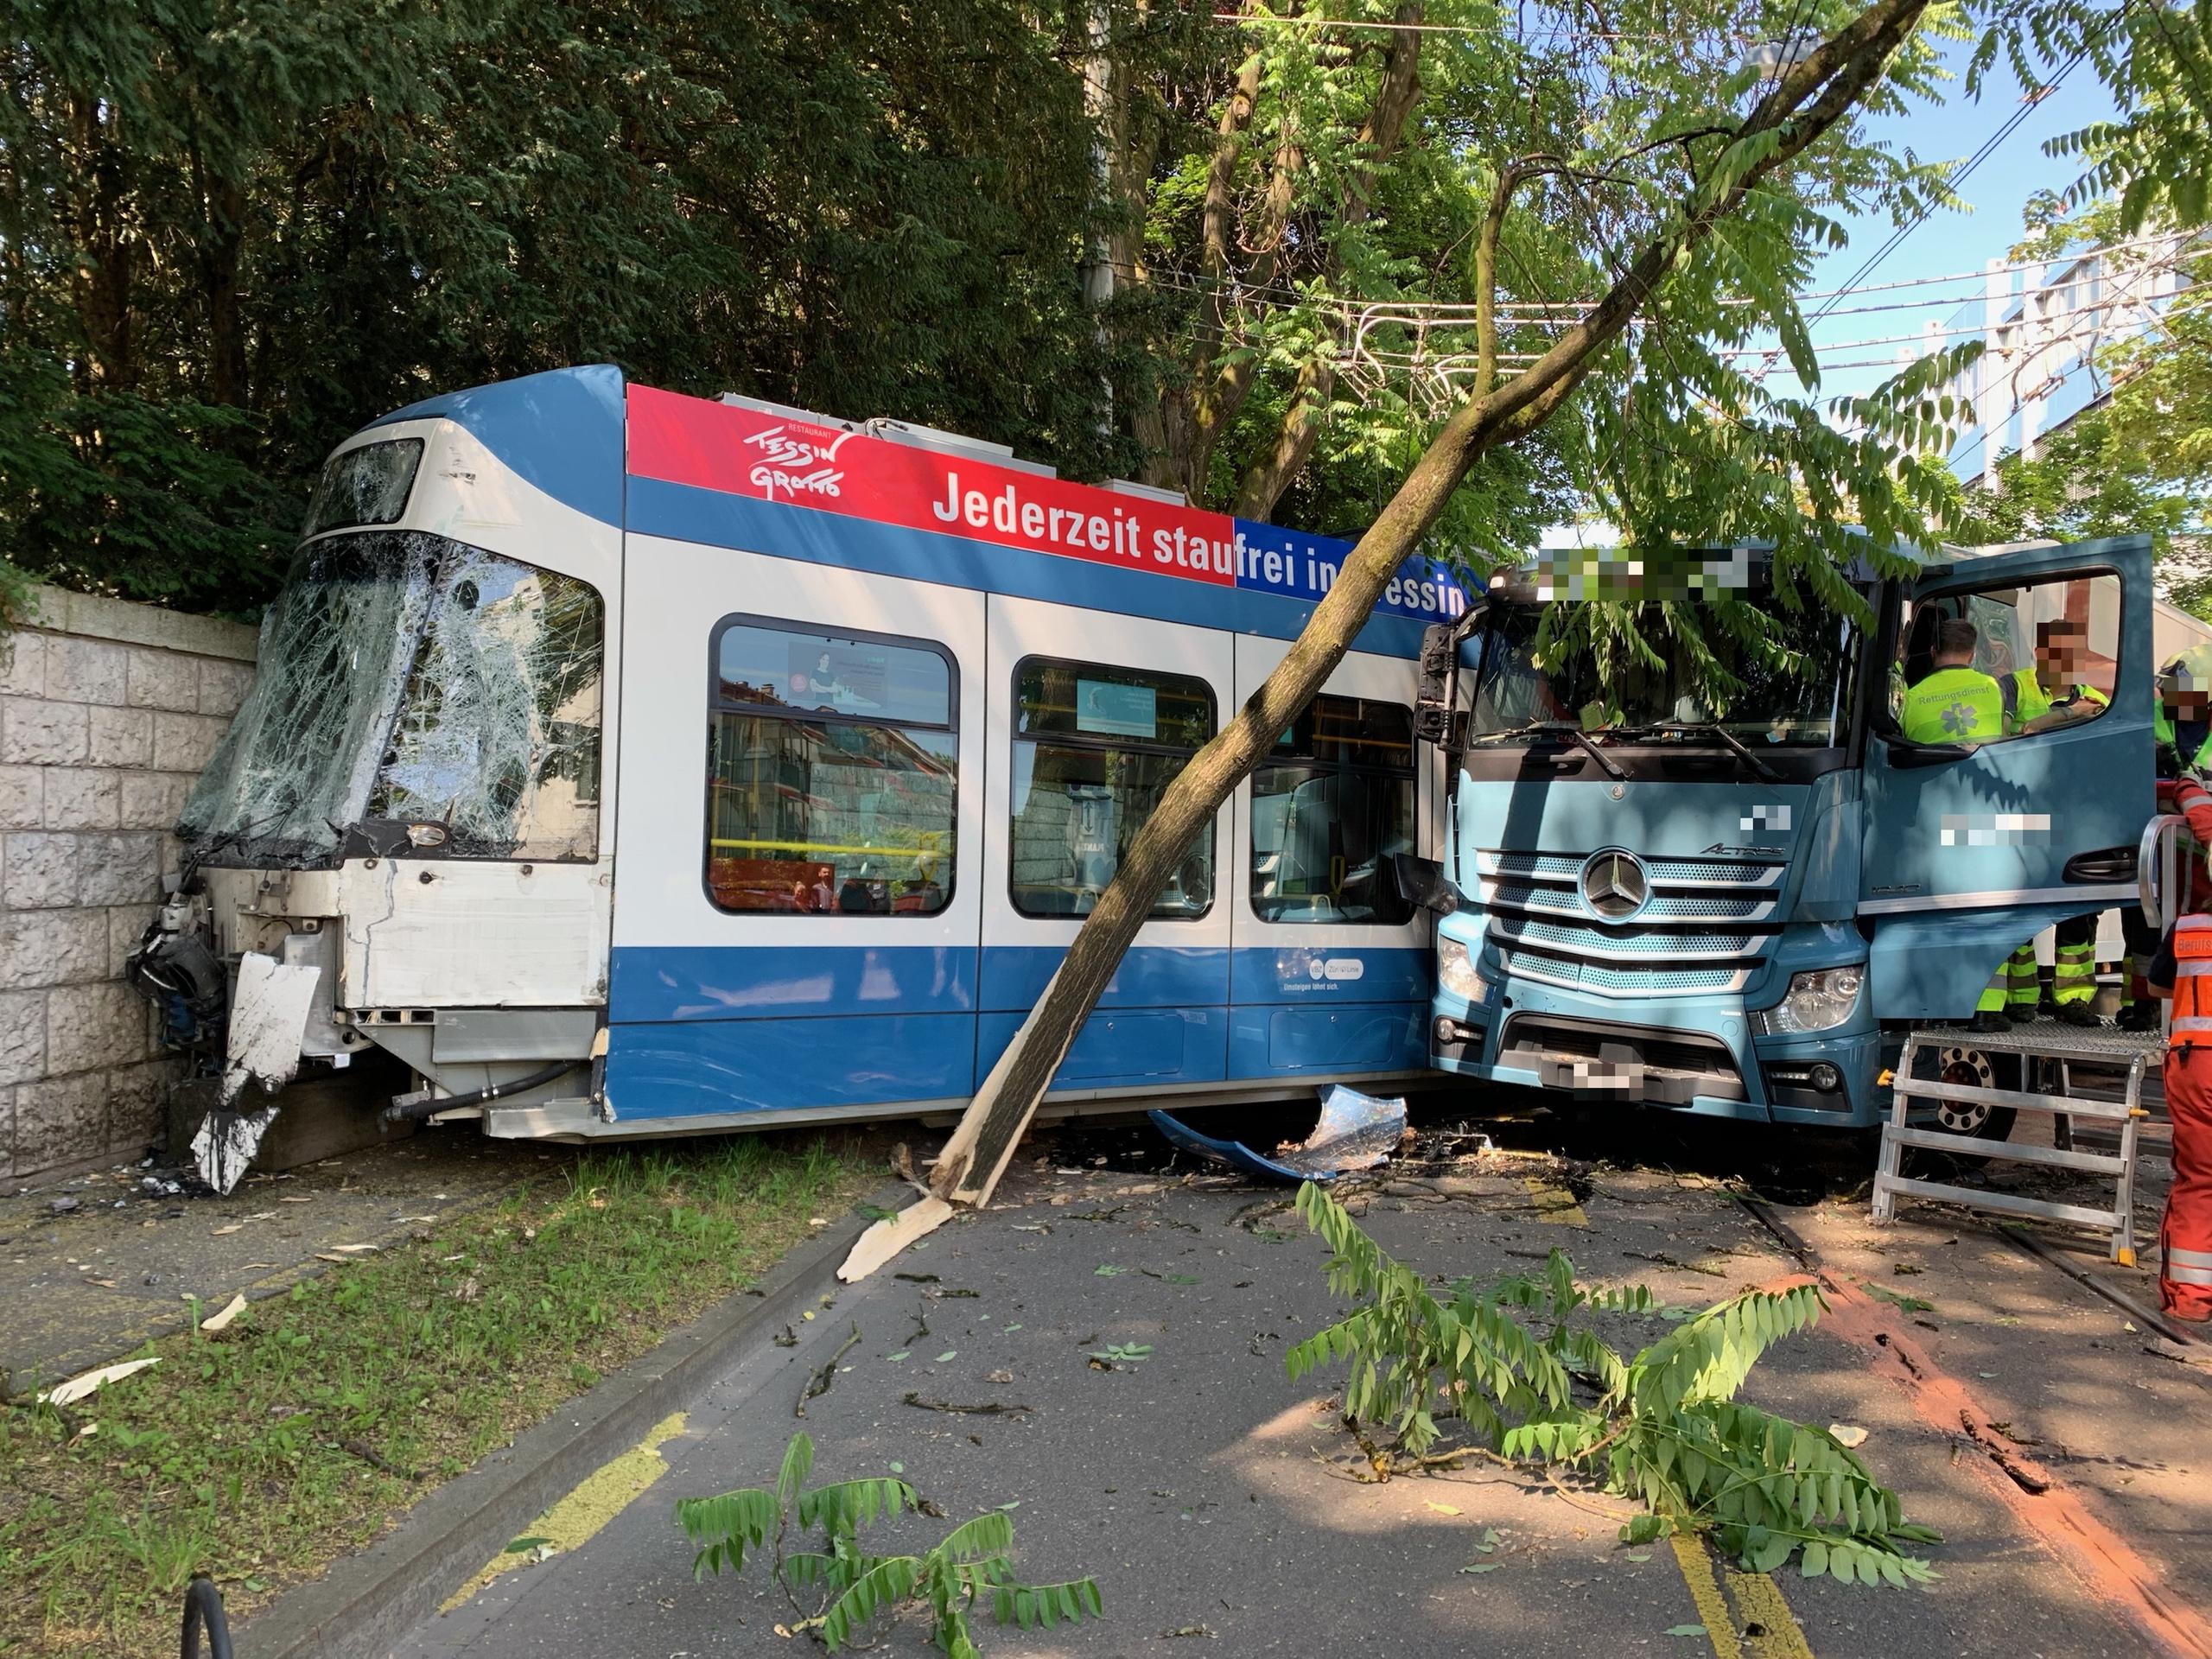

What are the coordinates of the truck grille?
(1483, 881, 1777, 925)
(1479, 850, 1783, 888)
(1477, 846, 1782, 998)
(1494, 953, 1749, 995)
(1491, 915, 1762, 959)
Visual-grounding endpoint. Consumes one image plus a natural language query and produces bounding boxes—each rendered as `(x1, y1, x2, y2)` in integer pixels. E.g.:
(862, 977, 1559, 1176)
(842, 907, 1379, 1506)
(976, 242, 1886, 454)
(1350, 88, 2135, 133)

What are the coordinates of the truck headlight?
(1754, 965, 1865, 1034)
(1439, 936, 1488, 1004)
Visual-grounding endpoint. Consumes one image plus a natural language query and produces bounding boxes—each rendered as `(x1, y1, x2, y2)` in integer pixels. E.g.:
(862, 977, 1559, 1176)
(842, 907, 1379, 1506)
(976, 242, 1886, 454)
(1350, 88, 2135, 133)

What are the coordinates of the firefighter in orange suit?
(2144, 766, 2212, 1322)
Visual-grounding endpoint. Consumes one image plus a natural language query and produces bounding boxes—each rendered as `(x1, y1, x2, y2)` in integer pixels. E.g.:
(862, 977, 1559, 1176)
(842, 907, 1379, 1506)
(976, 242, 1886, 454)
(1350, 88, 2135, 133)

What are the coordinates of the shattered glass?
(181, 532, 442, 861)
(181, 531, 604, 863)
(371, 552, 602, 858)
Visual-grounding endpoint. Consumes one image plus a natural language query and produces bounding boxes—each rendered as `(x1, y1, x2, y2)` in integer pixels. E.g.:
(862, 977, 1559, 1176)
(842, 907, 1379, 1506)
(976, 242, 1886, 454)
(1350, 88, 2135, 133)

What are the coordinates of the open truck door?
(1861, 535, 2153, 1020)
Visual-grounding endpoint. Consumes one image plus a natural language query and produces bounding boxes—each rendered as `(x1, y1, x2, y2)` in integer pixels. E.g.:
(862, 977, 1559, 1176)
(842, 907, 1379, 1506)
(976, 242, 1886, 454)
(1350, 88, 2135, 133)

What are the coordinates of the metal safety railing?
(2137, 810, 2207, 931)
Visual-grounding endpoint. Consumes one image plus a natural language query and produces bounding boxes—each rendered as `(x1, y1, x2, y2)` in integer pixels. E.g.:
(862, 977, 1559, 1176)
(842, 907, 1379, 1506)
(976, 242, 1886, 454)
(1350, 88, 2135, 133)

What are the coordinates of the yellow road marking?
(1724, 1560, 1818, 1658)
(441, 1412, 688, 1612)
(1669, 1533, 1817, 1659)
(1670, 1534, 1746, 1659)
(1523, 1176, 1590, 1226)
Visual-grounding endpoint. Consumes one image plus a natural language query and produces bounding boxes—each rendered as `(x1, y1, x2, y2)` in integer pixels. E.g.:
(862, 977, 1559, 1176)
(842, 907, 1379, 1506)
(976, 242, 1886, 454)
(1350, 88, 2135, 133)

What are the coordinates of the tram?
(149, 365, 1474, 1150)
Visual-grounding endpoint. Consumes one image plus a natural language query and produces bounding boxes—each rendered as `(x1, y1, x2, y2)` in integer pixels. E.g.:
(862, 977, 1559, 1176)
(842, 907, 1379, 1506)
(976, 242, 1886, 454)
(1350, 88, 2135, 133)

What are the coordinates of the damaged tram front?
(137, 365, 1471, 1187)
(134, 399, 617, 1185)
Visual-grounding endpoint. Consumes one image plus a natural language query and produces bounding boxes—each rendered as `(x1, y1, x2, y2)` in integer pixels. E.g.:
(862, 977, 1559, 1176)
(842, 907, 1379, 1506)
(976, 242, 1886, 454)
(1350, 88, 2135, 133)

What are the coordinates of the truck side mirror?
(1392, 854, 1461, 915)
(1414, 609, 1484, 747)
(1413, 622, 1455, 745)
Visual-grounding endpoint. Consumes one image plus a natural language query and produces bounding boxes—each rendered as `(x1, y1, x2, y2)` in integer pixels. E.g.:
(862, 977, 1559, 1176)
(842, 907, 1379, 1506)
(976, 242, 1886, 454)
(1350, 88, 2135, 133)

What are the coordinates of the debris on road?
(901, 1392, 1032, 1415)
(796, 1323, 861, 1417)
(1150, 1084, 1408, 1182)
(40, 1356, 159, 1407)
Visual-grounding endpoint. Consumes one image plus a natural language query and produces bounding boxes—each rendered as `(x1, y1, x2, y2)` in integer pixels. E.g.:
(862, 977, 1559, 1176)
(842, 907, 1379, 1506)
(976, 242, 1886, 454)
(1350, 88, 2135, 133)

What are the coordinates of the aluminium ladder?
(1872, 1019, 2152, 1264)
(1872, 810, 2202, 1263)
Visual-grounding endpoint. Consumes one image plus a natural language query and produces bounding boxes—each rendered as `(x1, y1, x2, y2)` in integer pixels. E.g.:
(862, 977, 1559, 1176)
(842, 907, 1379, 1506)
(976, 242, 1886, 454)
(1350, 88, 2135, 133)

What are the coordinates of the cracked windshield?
(1470, 599, 1861, 749)
(179, 531, 603, 862)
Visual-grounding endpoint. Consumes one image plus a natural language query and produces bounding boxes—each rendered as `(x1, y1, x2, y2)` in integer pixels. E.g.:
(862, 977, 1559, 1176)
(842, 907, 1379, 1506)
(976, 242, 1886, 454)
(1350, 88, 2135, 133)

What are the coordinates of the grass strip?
(0, 1133, 873, 1657)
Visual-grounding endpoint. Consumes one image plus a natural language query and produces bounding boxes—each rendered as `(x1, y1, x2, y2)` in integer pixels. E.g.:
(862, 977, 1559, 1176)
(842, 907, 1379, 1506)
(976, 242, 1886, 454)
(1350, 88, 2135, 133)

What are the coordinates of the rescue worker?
(2119, 650, 2212, 1028)
(2157, 645, 2212, 775)
(1900, 618, 2005, 744)
(2005, 616, 2111, 736)
(2141, 764, 2212, 1323)
(1899, 620, 2017, 1033)
(1990, 619, 2114, 1021)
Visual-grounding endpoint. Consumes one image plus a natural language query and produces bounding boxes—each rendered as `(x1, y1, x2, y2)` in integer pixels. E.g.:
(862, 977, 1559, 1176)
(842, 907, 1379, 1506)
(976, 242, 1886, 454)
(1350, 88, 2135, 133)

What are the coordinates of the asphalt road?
(393, 1109, 2206, 1659)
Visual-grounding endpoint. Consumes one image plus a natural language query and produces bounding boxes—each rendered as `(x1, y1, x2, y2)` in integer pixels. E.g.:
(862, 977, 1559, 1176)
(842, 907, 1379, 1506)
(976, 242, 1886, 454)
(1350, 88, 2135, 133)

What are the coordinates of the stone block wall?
(1, 586, 257, 1182)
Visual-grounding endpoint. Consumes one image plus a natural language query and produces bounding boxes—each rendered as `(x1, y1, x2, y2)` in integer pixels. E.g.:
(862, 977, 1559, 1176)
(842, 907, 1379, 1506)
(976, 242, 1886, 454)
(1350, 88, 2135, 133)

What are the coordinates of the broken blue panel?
(1150, 1084, 1407, 1182)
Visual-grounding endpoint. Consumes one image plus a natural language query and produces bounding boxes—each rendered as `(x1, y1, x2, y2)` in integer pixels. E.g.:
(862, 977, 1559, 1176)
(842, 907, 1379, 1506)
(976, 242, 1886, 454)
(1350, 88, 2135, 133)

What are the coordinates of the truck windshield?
(1470, 600, 1859, 749)
(180, 530, 603, 863)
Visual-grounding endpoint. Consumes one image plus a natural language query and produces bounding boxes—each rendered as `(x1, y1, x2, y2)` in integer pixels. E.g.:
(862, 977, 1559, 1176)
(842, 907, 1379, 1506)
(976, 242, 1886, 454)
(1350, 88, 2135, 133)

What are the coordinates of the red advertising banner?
(626, 385, 1237, 587)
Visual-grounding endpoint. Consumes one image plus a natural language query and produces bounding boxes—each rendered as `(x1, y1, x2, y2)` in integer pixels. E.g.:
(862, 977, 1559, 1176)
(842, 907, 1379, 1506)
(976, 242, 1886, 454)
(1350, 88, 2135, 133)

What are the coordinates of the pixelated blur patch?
(1939, 812, 2051, 847)
(1516, 545, 1752, 601)
(1739, 804, 1792, 833)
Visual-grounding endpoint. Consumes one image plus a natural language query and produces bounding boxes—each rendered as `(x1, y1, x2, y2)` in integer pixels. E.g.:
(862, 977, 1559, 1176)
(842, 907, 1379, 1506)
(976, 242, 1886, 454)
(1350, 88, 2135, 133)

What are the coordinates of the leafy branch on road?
(1286, 1183, 1940, 1586)
(679, 1431, 1099, 1655)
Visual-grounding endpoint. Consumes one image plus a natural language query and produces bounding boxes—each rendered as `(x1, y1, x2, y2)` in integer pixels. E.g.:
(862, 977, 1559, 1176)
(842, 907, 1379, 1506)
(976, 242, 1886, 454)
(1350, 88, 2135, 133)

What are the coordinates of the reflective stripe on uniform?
(2166, 1263, 2212, 1286)
(2054, 938, 2095, 1002)
(2168, 1245, 2212, 1269)
(1978, 965, 2009, 1014)
(2174, 917, 2212, 1047)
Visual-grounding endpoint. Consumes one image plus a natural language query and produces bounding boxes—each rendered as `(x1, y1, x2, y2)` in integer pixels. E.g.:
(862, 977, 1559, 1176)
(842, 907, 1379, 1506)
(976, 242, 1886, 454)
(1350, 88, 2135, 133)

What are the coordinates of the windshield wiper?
(1478, 719, 1627, 780)
(1621, 721, 1781, 784)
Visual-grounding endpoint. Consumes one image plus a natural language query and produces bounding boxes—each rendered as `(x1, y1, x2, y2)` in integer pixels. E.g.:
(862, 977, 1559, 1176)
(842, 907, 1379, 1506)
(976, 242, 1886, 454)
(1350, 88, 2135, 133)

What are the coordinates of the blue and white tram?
(162, 365, 1477, 1145)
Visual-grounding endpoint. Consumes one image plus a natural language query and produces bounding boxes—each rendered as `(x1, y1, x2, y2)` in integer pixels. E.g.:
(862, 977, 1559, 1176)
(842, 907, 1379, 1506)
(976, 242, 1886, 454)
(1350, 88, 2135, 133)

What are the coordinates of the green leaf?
(1664, 1625, 1707, 1638)
(776, 1432, 814, 1508)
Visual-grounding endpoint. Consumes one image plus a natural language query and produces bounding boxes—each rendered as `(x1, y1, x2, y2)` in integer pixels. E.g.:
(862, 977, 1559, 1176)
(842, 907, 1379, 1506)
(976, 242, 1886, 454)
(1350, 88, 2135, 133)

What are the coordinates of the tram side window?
(705, 619, 957, 915)
(1250, 696, 1416, 925)
(1009, 658, 1215, 919)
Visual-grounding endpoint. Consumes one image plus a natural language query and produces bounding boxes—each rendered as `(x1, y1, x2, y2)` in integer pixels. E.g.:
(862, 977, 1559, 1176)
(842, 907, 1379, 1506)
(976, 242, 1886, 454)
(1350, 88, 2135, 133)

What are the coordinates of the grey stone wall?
(1, 586, 256, 1182)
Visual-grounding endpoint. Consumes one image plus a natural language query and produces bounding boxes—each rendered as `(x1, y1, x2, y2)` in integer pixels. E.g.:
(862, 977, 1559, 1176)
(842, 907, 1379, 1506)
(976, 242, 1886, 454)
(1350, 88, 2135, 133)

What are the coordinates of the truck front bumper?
(1427, 987, 1881, 1128)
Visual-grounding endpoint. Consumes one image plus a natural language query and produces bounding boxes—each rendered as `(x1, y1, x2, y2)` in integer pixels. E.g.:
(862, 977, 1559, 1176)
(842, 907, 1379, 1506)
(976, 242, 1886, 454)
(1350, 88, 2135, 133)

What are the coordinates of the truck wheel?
(1910, 1043, 2018, 1155)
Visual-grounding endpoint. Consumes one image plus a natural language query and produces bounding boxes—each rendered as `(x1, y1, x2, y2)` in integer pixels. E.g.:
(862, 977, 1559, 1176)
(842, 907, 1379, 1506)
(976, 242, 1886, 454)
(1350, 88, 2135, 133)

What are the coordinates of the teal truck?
(1409, 536, 2160, 1132)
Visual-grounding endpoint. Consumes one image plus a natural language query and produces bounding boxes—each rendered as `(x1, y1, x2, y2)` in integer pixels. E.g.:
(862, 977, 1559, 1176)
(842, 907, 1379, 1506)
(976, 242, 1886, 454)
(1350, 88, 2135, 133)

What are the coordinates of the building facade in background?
(1936, 234, 2196, 487)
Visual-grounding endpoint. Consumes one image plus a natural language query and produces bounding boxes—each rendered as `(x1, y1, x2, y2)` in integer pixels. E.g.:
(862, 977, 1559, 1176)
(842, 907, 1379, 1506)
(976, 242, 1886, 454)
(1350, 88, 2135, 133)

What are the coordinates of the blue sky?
(1770, 31, 2122, 399)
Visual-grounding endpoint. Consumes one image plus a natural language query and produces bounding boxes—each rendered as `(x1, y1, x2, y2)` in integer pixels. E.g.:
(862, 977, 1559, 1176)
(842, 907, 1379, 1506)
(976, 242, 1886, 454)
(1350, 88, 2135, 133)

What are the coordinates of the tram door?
(1227, 640, 1434, 1081)
(977, 594, 1236, 1091)
(604, 537, 990, 1122)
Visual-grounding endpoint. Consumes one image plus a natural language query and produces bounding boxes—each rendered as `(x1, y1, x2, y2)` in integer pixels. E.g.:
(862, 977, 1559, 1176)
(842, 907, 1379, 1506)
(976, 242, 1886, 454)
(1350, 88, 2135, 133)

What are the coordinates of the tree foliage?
(0, 0, 1122, 614)
(677, 1430, 1101, 1656)
(1287, 1183, 1942, 1585)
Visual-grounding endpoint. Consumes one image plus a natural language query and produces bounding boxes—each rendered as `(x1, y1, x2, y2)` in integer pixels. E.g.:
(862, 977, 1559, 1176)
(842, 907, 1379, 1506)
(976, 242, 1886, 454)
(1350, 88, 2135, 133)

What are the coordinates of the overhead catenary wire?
(1141, 230, 2198, 328)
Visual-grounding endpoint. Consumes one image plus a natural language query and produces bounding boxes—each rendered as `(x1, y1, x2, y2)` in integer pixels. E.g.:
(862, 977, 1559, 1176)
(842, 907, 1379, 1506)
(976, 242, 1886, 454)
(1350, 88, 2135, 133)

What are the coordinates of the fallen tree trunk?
(838, 0, 1936, 1278)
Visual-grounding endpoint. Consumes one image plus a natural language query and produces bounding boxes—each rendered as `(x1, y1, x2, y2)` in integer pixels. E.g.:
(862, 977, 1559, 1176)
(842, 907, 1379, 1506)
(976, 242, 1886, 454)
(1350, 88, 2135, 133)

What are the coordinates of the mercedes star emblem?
(1580, 850, 1649, 921)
